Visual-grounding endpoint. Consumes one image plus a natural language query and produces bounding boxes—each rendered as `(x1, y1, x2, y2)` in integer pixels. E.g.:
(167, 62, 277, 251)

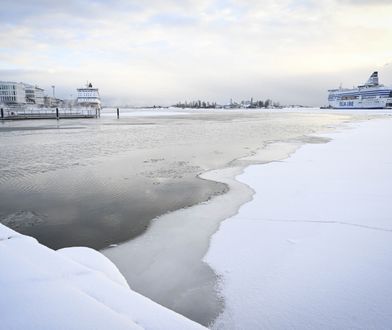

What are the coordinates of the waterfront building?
(76, 82, 101, 109)
(0, 81, 26, 105)
(0, 81, 46, 106)
(23, 83, 45, 106)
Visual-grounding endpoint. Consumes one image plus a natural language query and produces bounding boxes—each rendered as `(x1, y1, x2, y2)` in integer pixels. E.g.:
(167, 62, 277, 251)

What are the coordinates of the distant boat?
(76, 82, 101, 109)
(328, 72, 392, 109)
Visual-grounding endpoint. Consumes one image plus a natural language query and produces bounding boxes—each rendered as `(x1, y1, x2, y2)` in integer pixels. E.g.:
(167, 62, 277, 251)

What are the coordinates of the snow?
(57, 247, 129, 288)
(0, 224, 205, 330)
(3, 110, 391, 329)
(102, 123, 316, 326)
(205, 118, 392, 329)
(100, 108, 189, 117)
(103, 166, 254, 326)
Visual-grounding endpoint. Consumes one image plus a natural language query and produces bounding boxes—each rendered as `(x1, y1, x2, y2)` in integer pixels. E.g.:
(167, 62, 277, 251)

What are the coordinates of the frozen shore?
(205, 117, 392, 329)
(1, 108, 387, 328)
(103, 138, 315, 326)
(0, 224, 204, 330)
(102, 109, 371, 326)
(0, 109, 348, 250)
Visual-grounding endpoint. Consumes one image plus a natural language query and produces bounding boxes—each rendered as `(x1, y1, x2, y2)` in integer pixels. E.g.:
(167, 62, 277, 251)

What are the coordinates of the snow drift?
(205, 118, 392, 329)
(0, 224, 204, 330)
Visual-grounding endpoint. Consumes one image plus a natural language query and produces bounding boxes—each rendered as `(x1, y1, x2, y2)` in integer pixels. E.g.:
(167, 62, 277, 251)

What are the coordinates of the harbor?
(1, 0, 392, 328)
(0, 107, 99, 120)
(0, 81, 101, 120)
(0, 107, 382, 325)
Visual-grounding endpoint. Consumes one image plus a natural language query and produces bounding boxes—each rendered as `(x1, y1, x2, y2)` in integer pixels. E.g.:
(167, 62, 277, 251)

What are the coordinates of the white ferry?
(76, 82, 101, 109)
(328, 72, 392, 109)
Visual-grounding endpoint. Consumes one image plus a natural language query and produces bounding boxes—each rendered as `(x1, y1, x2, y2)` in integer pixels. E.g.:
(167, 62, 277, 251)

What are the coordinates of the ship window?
(341, 95, 358, 100)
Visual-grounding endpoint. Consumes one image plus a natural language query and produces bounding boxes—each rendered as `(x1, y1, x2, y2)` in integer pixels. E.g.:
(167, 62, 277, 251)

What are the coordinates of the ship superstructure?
(328, 72, 392, 109)
(76, 82, 101, 109)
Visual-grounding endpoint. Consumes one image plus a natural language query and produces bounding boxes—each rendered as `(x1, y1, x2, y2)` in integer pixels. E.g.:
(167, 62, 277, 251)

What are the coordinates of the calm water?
(0, 109, 354, 251)
(0, 113, 225, 249)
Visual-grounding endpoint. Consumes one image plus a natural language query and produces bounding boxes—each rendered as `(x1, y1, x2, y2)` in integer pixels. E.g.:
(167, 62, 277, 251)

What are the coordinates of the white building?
(44, 96, 63, 108)
(77, 82, 101, 109)
(0, 81, 46, 106)
(0, 81, 26, 105)
(23, 84, 45, 106)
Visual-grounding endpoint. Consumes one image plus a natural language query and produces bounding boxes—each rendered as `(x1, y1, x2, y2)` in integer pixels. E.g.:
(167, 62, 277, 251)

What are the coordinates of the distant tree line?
(174, 100, 218, 108)
(246, 99, 272, 108)
(173, 98, 281, 109)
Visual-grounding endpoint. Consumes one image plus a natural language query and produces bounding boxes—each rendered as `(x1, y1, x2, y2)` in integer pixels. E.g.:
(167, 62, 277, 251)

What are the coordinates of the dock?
(0, 107, 99, 120)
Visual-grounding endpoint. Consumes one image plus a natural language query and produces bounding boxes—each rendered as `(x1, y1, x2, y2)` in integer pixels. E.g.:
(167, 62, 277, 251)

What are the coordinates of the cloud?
(340, 0, 392, 5)
(0, 0, 391, 105)
(148, 13, 199, 27)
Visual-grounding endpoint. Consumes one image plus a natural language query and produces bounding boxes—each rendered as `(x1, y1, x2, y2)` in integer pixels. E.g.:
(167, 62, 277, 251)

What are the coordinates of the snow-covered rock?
(0, 224, 205, 330)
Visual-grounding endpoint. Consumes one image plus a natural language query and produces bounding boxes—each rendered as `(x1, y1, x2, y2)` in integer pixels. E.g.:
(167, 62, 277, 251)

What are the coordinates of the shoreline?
(102, 139, 328, 326)
(104, 165, 252, 326)
(0, 223, 205, 330)
(1, 108, 389, 327)
(103, 111, 372, 326)
(205, 116, 392, 329)
(0, 109, 357, 251)
(1, 108, 386, 326)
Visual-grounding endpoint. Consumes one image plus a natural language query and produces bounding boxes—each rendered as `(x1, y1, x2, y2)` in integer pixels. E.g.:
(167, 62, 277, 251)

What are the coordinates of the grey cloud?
(1, 0, 391, 106)
(340, 0, 392, 5)
(0, 0, 144, 25)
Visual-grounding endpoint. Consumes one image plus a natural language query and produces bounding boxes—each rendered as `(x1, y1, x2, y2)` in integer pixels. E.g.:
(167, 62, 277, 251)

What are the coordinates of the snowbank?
(205, 118, 392, 329)
(0, 224, 205, 330)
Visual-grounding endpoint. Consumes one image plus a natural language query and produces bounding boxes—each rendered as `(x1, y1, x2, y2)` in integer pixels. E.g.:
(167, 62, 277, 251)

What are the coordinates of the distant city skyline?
(1, 0, 392, 106)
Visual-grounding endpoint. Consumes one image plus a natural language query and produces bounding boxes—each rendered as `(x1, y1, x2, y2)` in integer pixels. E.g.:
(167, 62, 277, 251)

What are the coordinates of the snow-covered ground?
(100, 107, 189, 117)
(0, 224, 205, 330)
(100, 106, 392, 118)
(205, 118, 392, 329)
(102, 138, 307, 326)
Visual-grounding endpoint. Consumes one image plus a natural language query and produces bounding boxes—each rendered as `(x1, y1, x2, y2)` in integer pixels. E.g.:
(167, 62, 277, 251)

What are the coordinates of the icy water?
(0, 108, 364, 325)
(0, 113, 225, 249)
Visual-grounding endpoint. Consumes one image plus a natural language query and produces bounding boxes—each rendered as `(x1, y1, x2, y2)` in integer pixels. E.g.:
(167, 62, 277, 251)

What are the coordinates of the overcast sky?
(1, 0, 392, 106)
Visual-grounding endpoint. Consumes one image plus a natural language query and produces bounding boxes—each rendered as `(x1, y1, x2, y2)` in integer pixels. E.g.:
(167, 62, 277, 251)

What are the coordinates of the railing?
(0, 106, 98, 119)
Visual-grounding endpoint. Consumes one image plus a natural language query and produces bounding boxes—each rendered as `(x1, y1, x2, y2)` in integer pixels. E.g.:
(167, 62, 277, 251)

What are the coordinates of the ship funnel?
(365, 71, 379, 86)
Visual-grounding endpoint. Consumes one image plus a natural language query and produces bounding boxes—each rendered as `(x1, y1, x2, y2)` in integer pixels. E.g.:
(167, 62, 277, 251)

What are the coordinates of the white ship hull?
(329, 97, 392, 109)
(328, 72, 392, 109)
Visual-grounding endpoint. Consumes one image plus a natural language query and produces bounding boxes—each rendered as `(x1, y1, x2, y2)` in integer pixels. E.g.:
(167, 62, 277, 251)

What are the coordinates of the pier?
(0, 107, 99, 120)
